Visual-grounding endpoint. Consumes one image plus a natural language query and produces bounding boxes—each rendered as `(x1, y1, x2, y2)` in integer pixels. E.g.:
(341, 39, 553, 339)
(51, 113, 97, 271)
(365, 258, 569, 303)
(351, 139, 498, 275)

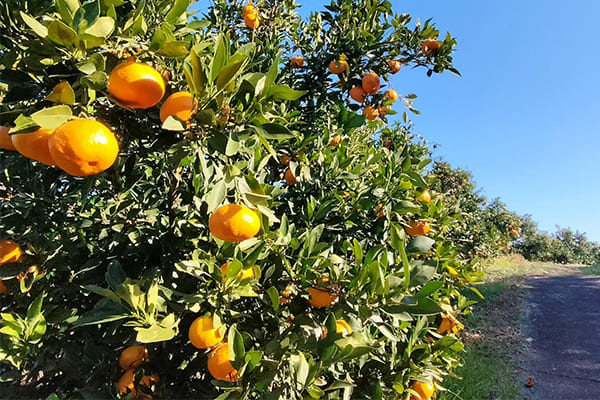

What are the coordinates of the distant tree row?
(430, 161, 600, 266)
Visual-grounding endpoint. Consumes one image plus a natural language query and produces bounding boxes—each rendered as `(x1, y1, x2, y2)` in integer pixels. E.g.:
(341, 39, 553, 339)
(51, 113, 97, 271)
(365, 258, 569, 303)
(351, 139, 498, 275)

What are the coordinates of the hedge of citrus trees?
(0, 0, 479, 398)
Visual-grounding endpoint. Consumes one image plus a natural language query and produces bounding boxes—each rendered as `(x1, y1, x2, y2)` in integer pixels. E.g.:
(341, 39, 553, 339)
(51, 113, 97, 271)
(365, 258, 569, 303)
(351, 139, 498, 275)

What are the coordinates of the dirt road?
(522, 272, 600, 399)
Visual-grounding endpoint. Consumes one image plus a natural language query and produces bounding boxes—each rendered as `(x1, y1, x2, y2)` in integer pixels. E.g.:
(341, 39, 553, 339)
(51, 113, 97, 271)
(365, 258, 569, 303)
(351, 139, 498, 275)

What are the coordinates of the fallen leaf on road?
(525, 377, 534, 388)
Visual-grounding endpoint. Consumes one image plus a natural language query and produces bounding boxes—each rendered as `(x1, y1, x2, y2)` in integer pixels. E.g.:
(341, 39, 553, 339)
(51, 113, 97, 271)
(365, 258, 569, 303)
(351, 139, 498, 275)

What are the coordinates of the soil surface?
(521, 271, 600, 399)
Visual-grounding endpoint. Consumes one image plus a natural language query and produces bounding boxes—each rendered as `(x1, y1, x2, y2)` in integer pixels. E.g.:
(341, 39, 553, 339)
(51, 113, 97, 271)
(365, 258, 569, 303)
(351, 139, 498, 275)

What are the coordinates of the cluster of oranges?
(241, 1, 260, 29)
(188, 316, 237, 381)
(0, 60, 198, 177)
(0, 120, 119, 177)
(352, 72, 398, 121)
(405, 190, 433, 237)
(117, 345, 158, 398)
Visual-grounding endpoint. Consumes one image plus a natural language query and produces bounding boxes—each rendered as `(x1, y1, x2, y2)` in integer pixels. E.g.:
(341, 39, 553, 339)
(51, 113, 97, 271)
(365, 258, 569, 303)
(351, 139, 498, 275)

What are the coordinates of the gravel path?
(522, 273, 600, 399)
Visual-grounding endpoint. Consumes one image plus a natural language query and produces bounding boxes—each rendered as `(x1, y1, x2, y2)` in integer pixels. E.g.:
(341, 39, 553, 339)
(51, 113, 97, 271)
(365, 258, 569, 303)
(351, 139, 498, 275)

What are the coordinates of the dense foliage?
(0, 0, 481, 399)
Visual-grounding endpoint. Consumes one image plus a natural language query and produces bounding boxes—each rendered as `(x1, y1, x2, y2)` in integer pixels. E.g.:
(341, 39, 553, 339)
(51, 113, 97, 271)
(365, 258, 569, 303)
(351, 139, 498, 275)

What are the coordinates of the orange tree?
(429, 161, 522, 260)
(0, 0, 475, 398)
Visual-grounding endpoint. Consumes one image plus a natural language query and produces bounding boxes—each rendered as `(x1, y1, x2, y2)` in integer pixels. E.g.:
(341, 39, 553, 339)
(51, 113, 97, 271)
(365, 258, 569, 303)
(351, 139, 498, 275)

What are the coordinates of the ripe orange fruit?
(384, 89, 399, 101)
(119, 345, 149, 371)
(422, 39, 442, 56)
(118, 369, 159, 396)
(307, 287, 337, 308)
(244, 12, 260, 29)
(362, 73, 380, 94)
(329, 136, 342, 147)
(280, 155, 291, 166)
(291, 56, 305, 68)
(0, 240, 22, 264)
(189, 316, 225, 349)
(0, 279, 7, 294)
(415, 190, 432, 203)
(363, 105, 379, 121)
(285, 168, 297, 185)
(388, 60, 402, 74)
(49, 119, 119, 176)
(350, 86, 365, 103)
(405, 221, 431, 237)
(207, 343, 238, 382)
(160, 91, 197, 124)
(221, 262, 255, 281)
(329, 60, 348, 74)
(11, 128, 55, 166)
(510, 228, 520, 238)
(108, 61, 165, 109)
(410, 381, 435, 400)
(0, 126, 17, 151)
(209, 204, 261, 242)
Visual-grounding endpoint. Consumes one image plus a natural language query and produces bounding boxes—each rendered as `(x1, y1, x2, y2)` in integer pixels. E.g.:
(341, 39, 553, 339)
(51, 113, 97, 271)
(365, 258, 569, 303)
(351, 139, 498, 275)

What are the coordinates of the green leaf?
(44, 81, 75, 105)
(20, 12, 48, 38)
(406, 236, 435, 254)
(263, 54, 281, 94)
(73, 1, 100, 32)
(105, 261, 126, 291)
(73, 299, 130, 327)
(403, 297, 442, 315)
(228, 326, 245, 367)
(216, 61, 244, 90)
(26, 294, 44, 321)
(159, 41, 191, 58)
(47, 20, 78, 47)
(30, 106, 73, 130)
(55, 0, 81, 25)
(266, 286, 279, 311)
(161, 115, 186, 131)
(409, 261, 438, 287)
(165, 0, 191, 24)
(206, 180, 227, 213)
(135, 323, 176, 343)
(416, 281, 443, 298)
(210, 34, 227, 82)
(84, 16, 115, 38)
(260, 123, 294, 140)
(290, 352, 310, 388)
(81, 71, 108, 90)
(267, 85, 306, 101)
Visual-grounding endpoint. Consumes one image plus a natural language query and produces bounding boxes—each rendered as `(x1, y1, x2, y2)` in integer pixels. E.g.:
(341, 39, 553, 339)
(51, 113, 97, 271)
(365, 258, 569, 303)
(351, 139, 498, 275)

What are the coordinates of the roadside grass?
(580, 263, 600, 275)
(438, 255, 575, 400)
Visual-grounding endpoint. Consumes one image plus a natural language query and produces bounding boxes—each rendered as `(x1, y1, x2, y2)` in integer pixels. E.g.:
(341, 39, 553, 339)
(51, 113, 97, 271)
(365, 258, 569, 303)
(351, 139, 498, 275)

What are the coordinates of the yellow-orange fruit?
(422, 39, 442, 56)
(362, 73, 380, 94)
(291, 56, 305, 68)
(119, 345, 149, 371)
(350, 86, 365, 103)
(329, 60, 348, 74)
(160, 91, 197, 124)
(405, 221, 431, 237)
(388, 60, 402, 74)
(118, 369, 159, 396)
(0, 126, 17, 151)
(188, 316, 224, 349)
(410, 381, 435, 400)
(0, 280, 7, 294)
(415, 190, 432, 203)
(0, 240, 22, 265)
(48, 119, 119, 176)
(363, 105, 379, 121)
(285, 168, 297, 185)
(207, 343, 238, 382)
(280, 155, 291, 166)
(11, 128, 55, 166)
(329, 136, 342, 147)
(209, 204, 261, 242)
(108, 61, 165, 109)
(308, 287, 337, 308)
(384, 90, 399, 101)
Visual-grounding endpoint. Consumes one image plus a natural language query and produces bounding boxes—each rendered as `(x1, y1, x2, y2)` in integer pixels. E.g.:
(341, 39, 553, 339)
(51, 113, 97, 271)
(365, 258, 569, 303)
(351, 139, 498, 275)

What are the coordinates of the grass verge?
(438, 255, 572, 400)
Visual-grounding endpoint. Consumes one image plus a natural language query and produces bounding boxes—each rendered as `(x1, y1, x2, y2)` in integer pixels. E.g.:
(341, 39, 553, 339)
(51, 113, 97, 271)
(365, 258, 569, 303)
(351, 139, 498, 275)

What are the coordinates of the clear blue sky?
(192, 1, 600, 241)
